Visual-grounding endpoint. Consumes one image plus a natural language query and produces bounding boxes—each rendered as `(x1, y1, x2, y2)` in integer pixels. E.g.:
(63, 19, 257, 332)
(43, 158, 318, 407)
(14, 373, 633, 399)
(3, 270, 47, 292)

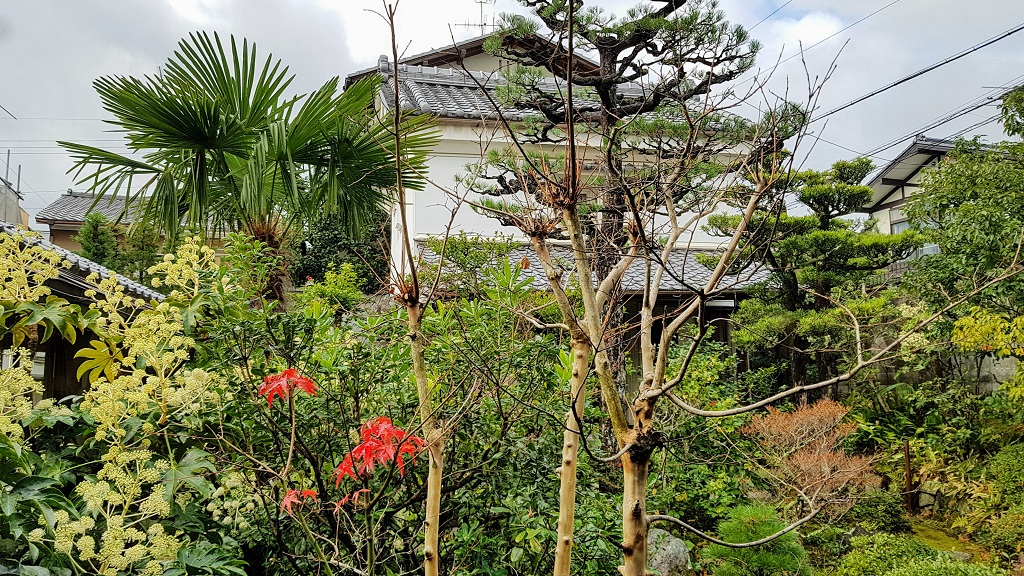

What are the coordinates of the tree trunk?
(620, 451, 650, 576)
(408, 309, 443, 576)
(424, 430, 444, 576)
(553, 338, 592, 576)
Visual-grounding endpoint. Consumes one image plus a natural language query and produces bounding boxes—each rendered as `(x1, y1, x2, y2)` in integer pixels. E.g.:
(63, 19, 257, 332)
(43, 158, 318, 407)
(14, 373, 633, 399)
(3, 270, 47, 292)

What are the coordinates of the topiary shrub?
(850, 490, 914, 533)
(990, 444, 1024, 508)
(886, 557, 1008, 576)
(702, 504, 811, 576)
(836, 533, 940, 576)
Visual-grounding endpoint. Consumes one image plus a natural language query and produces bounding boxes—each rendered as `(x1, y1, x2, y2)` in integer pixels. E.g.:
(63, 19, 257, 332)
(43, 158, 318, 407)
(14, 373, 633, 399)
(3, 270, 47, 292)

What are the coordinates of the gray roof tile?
(36, 191, 136, 225)
(379, 63, 646, 121)
(417, 241, 766, 294)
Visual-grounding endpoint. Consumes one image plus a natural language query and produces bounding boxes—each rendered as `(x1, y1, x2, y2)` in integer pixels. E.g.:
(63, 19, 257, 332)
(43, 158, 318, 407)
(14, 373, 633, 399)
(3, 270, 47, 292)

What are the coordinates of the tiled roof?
(36, 191, 136, 226)
(417, 240, 766, 294)
(1, 220, 163, 302)
(378, 62, 647, 121)
(344, 32, 600, 89)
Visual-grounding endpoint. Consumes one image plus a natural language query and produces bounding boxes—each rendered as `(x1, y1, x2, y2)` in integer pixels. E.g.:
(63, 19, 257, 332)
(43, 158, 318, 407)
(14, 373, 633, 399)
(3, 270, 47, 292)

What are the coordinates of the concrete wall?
(0, 183, 21, 225)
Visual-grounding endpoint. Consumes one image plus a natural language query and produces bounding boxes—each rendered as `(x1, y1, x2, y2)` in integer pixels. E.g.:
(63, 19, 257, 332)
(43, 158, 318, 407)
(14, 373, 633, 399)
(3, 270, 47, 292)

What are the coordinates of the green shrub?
(836, 533, 940, 576)
(703, 504, 811, 576)
(985, 507, 1024, 561)
(803, 525, 852, 571)
(886, 557, 1008, 576)
(296, 263, 363, 312)
(989, 444, 1024, 507)
(850, 490, 914, 533)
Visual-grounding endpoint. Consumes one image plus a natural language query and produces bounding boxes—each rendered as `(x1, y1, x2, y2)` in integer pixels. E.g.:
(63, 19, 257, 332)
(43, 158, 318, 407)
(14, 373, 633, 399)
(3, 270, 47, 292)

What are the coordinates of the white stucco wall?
(390, 119, 734, 267)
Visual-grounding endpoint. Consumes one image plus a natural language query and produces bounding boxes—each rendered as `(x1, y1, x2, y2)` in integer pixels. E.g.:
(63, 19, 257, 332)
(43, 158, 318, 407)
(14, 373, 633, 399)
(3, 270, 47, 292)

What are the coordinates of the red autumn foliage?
(333, 417, 424, 487)
(334, 488, 371, 512)
(258, 368, 317, 407)
(743, 399, 878, 515)
(280, 487, 318, 516)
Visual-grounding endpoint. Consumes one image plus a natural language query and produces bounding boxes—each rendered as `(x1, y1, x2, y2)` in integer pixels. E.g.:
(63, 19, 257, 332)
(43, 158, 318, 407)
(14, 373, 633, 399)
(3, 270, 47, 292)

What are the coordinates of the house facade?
(863, 135, 955, 238)
(35, 189, 135, 252)
(345, 34, 740, 271)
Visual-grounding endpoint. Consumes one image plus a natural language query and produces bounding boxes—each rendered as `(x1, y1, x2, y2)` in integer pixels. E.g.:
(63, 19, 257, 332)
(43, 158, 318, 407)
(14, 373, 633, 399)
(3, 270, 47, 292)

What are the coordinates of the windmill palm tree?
(61, 32, 436, 296)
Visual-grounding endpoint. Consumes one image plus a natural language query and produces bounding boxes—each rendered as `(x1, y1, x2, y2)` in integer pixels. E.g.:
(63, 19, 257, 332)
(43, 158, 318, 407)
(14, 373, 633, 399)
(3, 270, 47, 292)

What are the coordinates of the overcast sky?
(3, 0, 1024, 229)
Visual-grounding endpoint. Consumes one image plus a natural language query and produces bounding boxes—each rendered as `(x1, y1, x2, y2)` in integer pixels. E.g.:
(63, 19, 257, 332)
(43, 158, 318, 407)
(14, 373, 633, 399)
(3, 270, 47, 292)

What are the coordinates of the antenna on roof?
(452, 0, 497, 35)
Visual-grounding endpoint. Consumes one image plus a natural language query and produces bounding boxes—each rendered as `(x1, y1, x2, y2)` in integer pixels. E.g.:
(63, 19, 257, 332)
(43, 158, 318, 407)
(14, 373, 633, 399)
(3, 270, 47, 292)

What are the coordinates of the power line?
(813, 21, 1024, 123)
(0, 138, 123, 143)
(0, 154, 57, 206)
(862, 93, 1006, 157)
(945, 113, 1002, 140)
(774, 0, 903, 67)
(748, 0, 793, 32)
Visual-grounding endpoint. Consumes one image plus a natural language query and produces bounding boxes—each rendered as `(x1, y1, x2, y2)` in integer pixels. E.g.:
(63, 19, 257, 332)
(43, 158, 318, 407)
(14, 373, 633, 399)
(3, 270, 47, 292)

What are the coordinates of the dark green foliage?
(115, 221, 162, 284)
(709, 157, 920, 391)
(795, 156, 874, 230)
(73, 213, 118, 267)
(290, 213, 390, 293)
(836, 533, 940, 576)
(803, 525, 853, 573)
(849, 490, 914, 534)
(989, 444, 1024, 507)
(164, 542, 248, 576)
(72, 212, 162, 283)
(903, 140, 1024, 316)
(703, 505, 811, 576)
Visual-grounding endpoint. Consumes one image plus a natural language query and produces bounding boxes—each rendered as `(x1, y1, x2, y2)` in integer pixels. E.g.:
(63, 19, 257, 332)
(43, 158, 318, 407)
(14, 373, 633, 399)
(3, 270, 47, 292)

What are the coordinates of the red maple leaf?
(334, 488, 371, 513)
(333, 417, 425, 486)
(334, 454, 357, 487)
(300, 489, 318, 501)
(280, 489, 302, 516)
(258, 368, 317, 407)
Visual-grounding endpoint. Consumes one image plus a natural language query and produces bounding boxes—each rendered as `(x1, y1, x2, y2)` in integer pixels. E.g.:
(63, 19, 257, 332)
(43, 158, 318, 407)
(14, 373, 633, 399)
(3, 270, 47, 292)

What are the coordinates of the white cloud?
(164, 0, 225, 25)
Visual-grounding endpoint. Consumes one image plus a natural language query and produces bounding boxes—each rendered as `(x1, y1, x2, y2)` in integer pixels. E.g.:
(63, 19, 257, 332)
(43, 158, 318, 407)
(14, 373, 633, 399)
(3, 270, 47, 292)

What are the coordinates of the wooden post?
(903, 439, 915, 514)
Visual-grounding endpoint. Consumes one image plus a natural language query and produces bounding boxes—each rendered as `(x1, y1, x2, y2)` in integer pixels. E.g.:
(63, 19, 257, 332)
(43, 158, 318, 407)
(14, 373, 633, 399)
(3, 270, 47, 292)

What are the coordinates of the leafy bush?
(296, 263, 363, 313)
(984, 507, 1024, 561)
(850, 490, 913, 533)
(290, 212, 390, 292)
(803, 525, 852, 572)
(989, 444, 1024, 507)
(886, 557, 1008, 576)
(836, 533, 940, 576)
(703, 504, 812, 576)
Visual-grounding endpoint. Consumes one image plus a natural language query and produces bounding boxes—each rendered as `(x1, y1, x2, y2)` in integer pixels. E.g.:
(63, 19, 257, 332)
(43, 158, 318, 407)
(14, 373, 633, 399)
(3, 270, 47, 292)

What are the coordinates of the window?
(890, 219, 938, 260)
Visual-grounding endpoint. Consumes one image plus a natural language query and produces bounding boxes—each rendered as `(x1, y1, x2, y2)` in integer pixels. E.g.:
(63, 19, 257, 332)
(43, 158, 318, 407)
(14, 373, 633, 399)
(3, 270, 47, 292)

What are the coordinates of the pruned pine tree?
(456, 1, 1024, 575)
(706, 157, 922, 395)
